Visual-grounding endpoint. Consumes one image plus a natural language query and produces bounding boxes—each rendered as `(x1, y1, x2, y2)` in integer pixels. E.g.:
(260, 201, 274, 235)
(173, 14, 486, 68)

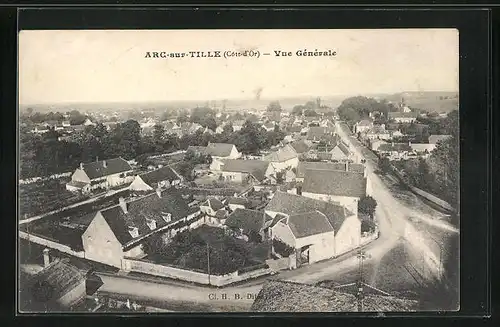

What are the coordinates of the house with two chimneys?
(129, 165, 183, 192)
(265, 191, 361, 263)
(66, 157, 134, 193)
(82, 189, 200, 268)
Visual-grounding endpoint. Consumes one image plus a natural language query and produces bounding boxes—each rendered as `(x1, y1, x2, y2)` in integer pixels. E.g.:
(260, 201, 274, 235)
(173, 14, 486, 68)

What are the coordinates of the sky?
(19, 29, 459, 105)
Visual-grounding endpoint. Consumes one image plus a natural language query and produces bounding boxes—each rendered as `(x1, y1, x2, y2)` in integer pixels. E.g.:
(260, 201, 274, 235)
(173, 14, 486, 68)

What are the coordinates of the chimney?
(391, 142, 395, 147)
(102, 160, 107, 168)
(345, 161, 349, 172)
(156, 187, 162, 198)
(80, 162, 84, 170)
(408, 141, 412, 146)
(43, 248, 50, 268)
(96, 156, 99, 162)
(119, 197, 128, 213)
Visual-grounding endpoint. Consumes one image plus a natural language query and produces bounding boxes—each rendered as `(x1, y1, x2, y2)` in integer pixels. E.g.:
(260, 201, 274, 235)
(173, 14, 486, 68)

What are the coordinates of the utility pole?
(356, 250, 368, 312)
(206, 243, 211, 285)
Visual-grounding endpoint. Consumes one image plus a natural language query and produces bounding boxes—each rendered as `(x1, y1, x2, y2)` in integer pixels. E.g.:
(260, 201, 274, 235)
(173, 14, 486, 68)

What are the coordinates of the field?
(376, 91, 459, 113)
(19, 179, 89, 219)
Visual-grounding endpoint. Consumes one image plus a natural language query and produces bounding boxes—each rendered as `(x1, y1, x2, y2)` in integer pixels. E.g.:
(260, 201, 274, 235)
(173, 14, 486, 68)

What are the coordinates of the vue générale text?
(144, 49, 337, 59)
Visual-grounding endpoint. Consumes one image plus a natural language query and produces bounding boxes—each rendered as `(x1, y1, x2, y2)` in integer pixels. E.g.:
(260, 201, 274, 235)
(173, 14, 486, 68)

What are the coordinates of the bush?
(273, 238, 295, 257)
(361, 218, 376, 234)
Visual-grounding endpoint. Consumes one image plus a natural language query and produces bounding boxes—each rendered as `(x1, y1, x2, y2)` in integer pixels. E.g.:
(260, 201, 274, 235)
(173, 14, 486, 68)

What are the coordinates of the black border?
(2, 6, 493, 323)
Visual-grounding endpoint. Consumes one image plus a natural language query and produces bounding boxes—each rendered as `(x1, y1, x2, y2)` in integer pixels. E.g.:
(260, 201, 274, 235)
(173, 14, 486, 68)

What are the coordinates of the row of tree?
(337, 96, 400, 125)
(377, 111, 458, 212)
(19, 118, 285, 179)
(21, 109, 89, 126)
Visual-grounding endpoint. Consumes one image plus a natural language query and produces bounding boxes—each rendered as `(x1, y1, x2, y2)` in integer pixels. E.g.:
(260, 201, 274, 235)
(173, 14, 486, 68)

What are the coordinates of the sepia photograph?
(18, 29, 459, 313)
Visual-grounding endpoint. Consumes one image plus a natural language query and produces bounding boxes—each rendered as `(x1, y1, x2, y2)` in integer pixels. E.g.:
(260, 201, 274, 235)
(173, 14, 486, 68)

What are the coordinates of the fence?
(120, 257, 271, 287)
(148, 150, 186, 159)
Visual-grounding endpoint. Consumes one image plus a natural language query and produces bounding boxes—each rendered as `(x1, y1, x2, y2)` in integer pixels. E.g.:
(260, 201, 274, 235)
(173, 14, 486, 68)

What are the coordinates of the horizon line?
(19, 89, 459, 107)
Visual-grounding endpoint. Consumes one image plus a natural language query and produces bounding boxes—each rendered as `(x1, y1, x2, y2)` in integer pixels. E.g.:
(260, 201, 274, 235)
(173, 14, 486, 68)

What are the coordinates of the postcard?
(18, 28, 459, 313)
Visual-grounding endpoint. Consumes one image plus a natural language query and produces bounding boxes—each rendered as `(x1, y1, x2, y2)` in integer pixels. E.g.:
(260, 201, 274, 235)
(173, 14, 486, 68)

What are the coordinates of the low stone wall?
(392, 168, 455, 213)
(120, 257, 271, 287)
(19, 231, 85, 258)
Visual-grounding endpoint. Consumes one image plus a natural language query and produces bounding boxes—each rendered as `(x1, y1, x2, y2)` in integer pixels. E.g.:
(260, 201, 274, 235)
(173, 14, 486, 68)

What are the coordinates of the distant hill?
(19, 96, 345, 115)
(370, 91, 459, 113)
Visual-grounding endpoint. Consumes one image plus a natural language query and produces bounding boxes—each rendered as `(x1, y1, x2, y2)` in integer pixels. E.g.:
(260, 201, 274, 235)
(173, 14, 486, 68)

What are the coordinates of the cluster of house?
(353, 118, 451, 161)
(30, 117, 96, 138)
(38, 123, 367, 271)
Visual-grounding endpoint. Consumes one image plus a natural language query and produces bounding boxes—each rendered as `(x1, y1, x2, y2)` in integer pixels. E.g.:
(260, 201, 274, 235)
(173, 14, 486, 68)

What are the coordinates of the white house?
(205, 142, 241, 160)
(82, 190, 199, 268)
(295, 161, 366, 183)
(428, 134, 452, 145)
(301, 169, 370, 214)
(376, 142, 413, 161)
(129, 165, 183, 192)
(388, 112, 418, 123)
(211, 159, 275, 184)
(66, 157, 134, 193)
(263, 144, 300, 171)
(225, 197, 249, 211)
(353, 120, 373, 134)
(200, 198, 225, 216)
(83, 118, 95, 126)
(266, 192, 361, 262)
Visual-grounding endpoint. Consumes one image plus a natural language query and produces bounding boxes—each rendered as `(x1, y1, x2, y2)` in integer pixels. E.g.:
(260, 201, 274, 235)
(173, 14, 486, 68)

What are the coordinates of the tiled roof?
(263, 145, 298, 163)
(251, 280, 358, 312)
(287, 210, 334, 238)
(205, 143, 236, 157)
(357, 119, 373, 126)
(220, 159, 270, 182)
(307, 127, 334, 140)
(99, 189, 194, 246)
(201, 198, 225, 211)
(251, 280, 419, 312)
(82, 157, 132, 180)
(225, 208, 272, 234)
(21, 258, 86, 305)
(265, 191, 351, 233)
(296, 162, 364, 178)
(428, 134, 452, 144)
(377, 143, 412, 152)
(290, 140, 312, 153)
(215, 209, 228, 219)
(302, 169, 367, 198)
(226, 197, 249, 206)
(187, 146, 207, 154)
(138, 165, 182, 187)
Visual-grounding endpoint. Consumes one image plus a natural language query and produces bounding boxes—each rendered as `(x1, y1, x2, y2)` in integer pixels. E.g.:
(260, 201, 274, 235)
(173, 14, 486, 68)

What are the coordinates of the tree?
(358, 195, 377, 219)
(222, 123, 234, 134)
(304, 109, 318, 117)
(177, 111, 189, 124)
(266, 101, 282, 112)
(378, 156, 392, 174)
(292, 105, 304, 116)
(153, 124, 165, 143)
